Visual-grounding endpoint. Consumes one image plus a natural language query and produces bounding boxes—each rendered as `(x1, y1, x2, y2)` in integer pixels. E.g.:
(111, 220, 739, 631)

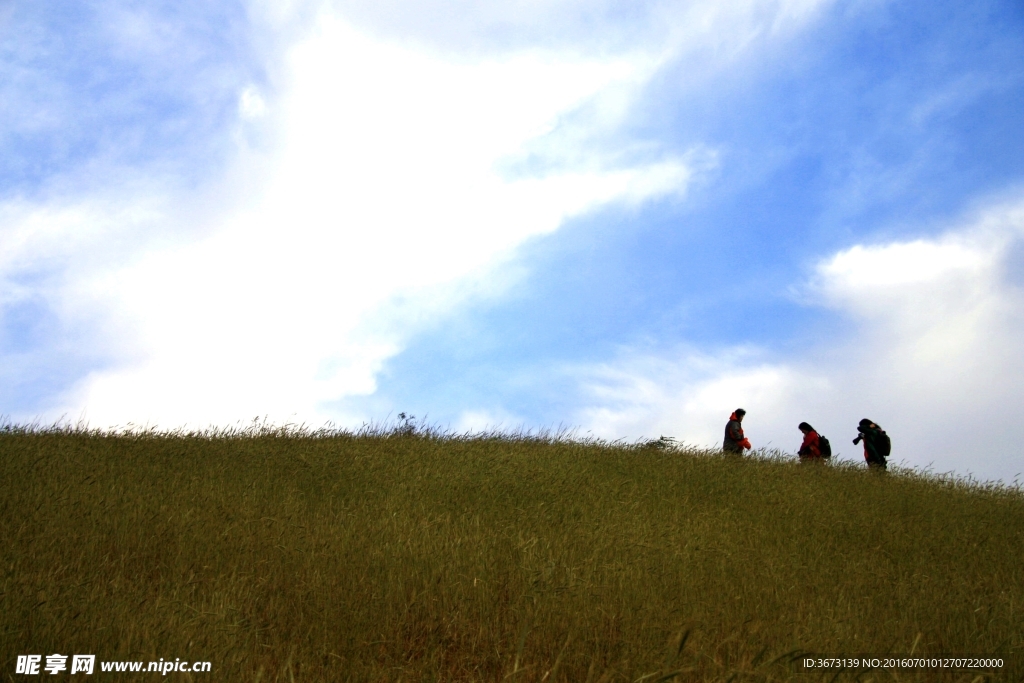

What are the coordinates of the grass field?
(2, 423, 1023, 681)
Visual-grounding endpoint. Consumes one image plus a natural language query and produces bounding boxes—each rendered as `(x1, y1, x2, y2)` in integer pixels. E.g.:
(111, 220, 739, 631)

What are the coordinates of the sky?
(2, 0, 1024, 483)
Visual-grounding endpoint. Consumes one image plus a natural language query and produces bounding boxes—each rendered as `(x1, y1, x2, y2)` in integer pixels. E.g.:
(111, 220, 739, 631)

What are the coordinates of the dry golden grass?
(1, 424, 1022, 681)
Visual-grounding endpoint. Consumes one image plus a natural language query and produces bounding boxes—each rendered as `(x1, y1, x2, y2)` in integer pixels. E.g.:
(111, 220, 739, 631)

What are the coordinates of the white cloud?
(3, 0, 838, 430)
(239, 86, 268, 120)
(5, 11, 699, 429)
(574, 198, 1024, 482)
(576, 348, 822, 448)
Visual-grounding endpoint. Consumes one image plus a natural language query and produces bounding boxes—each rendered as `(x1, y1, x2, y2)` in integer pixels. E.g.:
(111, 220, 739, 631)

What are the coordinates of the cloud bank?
(2, 6, 700, 428)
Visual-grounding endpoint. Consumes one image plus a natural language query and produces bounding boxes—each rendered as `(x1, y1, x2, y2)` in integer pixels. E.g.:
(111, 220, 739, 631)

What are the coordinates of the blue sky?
(3, 0, 1024, 482)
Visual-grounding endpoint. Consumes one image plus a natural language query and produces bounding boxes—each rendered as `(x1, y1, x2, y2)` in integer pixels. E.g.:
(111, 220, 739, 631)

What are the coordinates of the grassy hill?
(2, 425, 1022, 681)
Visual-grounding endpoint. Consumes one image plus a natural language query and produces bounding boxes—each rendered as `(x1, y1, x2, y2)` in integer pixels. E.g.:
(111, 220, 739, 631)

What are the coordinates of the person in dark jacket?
(797, 422, 822, 461)
(723, 409, 750, 454)
(853, 418, 887, 470)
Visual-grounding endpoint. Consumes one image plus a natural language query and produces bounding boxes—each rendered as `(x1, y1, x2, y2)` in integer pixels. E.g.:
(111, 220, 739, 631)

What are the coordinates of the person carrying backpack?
(853, 418, 890, 470)
(723, 409, 751, 454)
(797, 422, 822, 461)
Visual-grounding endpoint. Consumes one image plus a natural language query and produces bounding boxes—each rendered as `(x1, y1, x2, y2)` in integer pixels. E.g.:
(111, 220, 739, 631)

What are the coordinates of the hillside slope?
(2, 428, 1022, 681)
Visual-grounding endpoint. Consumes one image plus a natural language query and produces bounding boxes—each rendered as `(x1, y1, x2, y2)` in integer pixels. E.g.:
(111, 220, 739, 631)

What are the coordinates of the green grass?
(2, 423, 1022, 681)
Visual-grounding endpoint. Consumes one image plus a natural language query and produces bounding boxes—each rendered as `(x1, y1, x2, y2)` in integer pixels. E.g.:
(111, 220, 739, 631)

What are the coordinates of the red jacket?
(798, 431, 821, 458)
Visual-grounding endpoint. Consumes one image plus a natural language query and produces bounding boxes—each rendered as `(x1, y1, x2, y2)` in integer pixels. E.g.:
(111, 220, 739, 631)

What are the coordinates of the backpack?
(875, 430, 891, 457)
(818, 435, 832, 459)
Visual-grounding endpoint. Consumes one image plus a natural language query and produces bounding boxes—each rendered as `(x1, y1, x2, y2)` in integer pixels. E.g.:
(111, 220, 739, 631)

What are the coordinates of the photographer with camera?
(853, 418, 890, 470)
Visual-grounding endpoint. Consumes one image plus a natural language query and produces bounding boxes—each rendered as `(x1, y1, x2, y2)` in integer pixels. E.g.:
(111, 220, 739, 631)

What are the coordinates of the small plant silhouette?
(396, 412, 417, 436)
